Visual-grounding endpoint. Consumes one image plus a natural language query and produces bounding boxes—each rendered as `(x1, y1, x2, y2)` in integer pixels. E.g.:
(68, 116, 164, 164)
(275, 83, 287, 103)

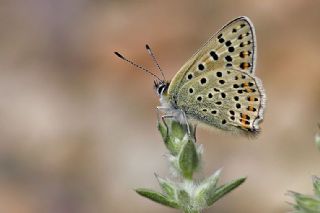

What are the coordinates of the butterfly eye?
(157, 84, 167, 95)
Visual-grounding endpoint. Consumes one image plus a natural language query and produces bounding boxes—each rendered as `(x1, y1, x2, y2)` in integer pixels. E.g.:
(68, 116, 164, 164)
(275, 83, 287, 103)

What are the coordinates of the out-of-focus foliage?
(289, 176, 320, 213)
(288, 129, 320, 213)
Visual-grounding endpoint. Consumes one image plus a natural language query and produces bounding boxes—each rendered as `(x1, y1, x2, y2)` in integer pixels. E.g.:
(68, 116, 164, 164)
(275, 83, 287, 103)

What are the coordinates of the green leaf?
(171, 120, 197, 142)
(135, 188, 179, 209)
(195, 169, 221, 206)
(206, 177, 246, 206)
(158, 121, 179, 155)
(177, 189, 190, 208)
(157, 121, 168, 141)
(171, 120, 187, 140)
(158, 120, 187, 156)
(313, 176, 320, 197)
(204, 169, 222, 189)
(155, 174, 176, 199)
(178, 139, 199, 179)
(290, 191, 320, 212)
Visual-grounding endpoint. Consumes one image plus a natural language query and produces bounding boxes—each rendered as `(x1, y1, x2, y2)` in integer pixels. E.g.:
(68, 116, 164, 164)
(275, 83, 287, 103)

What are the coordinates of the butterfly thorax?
(155, 80, 187, 124)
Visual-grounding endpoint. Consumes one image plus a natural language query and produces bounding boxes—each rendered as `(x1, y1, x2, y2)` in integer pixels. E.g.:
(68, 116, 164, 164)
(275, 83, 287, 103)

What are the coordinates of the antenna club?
(145, 44, 166, 81)
(113, 50, 162, 81)
(114, 52, 124, 59)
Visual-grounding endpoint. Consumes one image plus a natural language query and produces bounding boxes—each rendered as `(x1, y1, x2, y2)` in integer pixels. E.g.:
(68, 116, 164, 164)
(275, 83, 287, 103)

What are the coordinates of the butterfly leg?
(156, 106, 167, 123)
(156, 107, 194, 140)
(180, 110, 191, 136)
(156, 106, 173, 139)
(162, 115, 175, 138)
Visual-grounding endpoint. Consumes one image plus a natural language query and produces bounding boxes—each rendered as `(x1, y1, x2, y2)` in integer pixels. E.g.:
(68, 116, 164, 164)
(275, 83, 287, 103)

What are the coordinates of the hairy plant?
(135, 119, 246, 213)
(288, 128, 320, 212)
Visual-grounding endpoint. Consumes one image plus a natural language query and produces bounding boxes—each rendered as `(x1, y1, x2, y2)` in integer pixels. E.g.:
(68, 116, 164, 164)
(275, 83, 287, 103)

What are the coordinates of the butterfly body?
(154, 81, 186, 124)
(155, 16, 265, 135)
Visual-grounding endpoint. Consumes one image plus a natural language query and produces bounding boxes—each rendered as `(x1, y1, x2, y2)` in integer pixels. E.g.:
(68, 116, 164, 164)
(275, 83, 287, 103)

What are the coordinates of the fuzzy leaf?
(177, 189, 190, 208)
(290, 191, 320, 212)
(195, 169, 221, 206)
(313, 176, 320, 197)
(172, 120, 197, 142)
(204, 169, 222, 190)
(158, 121, 179, 155)
(206, 177, 246, 206)
(178, 139, 199, 179)
(157, 121, 168, 141)
(135, 188, 179, 209)
(171, 120, 187, 140)
(155, 174, 176, 199)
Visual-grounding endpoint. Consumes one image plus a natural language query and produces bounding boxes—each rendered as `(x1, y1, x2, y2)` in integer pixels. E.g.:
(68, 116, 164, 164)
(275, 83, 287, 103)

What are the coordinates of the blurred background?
(0, 0, 320, 212)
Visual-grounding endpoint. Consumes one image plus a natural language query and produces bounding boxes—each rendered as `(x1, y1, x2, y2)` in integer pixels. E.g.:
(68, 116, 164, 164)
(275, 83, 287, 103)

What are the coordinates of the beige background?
(0, 0, 320, 212)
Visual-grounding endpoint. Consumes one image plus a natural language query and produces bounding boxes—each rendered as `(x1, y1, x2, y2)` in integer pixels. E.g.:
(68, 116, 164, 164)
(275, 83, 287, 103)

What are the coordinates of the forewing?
(168, 16, 256, 97)
(176, 68, 265, 134)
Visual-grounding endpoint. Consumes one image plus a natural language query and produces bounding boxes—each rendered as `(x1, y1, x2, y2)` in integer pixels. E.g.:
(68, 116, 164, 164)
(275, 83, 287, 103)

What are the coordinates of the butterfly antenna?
(114, 52, 162, 81)
(145, 44, 166, 81)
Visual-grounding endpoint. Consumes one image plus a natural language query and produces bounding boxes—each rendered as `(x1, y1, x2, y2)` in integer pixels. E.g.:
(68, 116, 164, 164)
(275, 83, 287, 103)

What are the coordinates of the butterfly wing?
(168, 16, 256, 97)
(175, 67, 265, 134)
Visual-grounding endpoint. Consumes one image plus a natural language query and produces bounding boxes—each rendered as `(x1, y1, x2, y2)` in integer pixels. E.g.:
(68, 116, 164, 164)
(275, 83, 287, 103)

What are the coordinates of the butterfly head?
(114, 44, 169, 97)
(154, 80, 170, 96)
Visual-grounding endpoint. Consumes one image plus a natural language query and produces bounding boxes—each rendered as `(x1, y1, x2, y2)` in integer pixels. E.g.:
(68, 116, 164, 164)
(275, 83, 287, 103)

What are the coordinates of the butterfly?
(115, 16, 266, 136)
